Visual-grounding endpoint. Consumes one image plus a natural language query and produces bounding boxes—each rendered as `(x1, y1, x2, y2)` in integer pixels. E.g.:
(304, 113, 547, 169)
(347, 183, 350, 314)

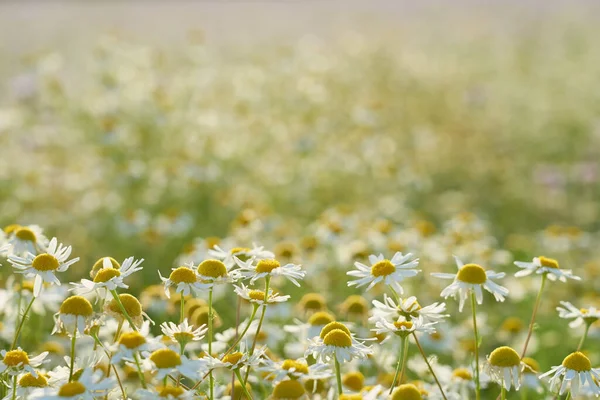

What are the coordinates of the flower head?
(347, 252, 420, 294)
(235, 257, 306, 286)
(485, 346, 522, 390)
(514, 256, 580, 282)
(539, 351, 600, 397)
(159, 263, 211, 298)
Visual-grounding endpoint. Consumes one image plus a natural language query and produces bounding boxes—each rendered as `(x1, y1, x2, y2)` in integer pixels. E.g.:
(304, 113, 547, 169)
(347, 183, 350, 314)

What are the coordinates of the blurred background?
(1, 0, 599, 282)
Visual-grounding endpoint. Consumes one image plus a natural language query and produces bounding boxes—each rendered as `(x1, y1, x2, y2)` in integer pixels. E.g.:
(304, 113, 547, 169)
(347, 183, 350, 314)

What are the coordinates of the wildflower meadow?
(1, 2, 600, 399)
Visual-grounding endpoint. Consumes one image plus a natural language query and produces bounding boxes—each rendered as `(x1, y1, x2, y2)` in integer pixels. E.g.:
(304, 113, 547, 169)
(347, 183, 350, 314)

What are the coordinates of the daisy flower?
(111, 321, 157, 364)
(370, 294, 448, 324)
(8, 237, 80, 297)
(158, 263, 211, 298)
(72, 256, 144, 296)
(196, 258, 238, 285)
(514, 256, 580, 282)
(431, 257, 508, 312)
(135, 385, 196, 399)
(539, 351, 600, 397)
(347, 252, 420, 294)
(556, 301, 600, 328)
(7, 372, 50, 399)
(390, 384, 423, 400)
(485, 346, 522, 391)
(160, 318, 207, 351)
(51, 295, 94, 336)
(305, 322, 372, 364)
(105, 293, 152, 329)
(268, 379, 309, 400)
(145, 348, 205, 380)
(207, 344, 267, 372)
(0, 348, 48, 377)
(235, 257, 306, 286)
(234, 283, 290, 306)
(209, 243, 274, 268)
(30, 368, 114, 400)
(258, 357, 333, 384)
(4, 224, 49, 256)
(370, 316, 438, 342)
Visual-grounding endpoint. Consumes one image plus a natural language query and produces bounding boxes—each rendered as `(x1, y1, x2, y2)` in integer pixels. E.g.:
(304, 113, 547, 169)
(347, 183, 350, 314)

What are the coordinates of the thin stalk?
(208, 287, 214, 400)
(180, 292, 185, 324)
(222, 304, 259, 357)
(390, 335, 409, 394)
(412, 332, 448, 400)
(133, 352, 147, 389)
(11, 296, 35, 349)
(577, 322, 591, 351)
(234, 369, 254, 400)
(471, 292, 481, 400)
(11, 375, 16, 400)
(110, 290, 138, 332)
(243, 277, 270, 385)
(68, 326, 77, 381)
(334, 358, 343, 396)
(565, 392, 572, 400)
(521, 274, 547, 358)
(231, 297, 242, 400)
(501, 382, 506, 400)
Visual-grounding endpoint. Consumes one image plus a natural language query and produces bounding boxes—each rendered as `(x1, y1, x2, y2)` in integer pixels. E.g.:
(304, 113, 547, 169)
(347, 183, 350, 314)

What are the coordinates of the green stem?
(521, 274, 546, 358)
(11, 296, 35, 349)
(68, 326, 77, 381)
(234, 369, 253, 400)
(412, 332, 448, 400)
(565, 392, 572, 400)
(334, 358, 343, 396)
(222, 304, 259, 357)
(11, 375, 16, 400)
(390, 335, 409, 394)
(133, 352, 147, 389)
(471, 292, 481, 400)
(180, 292, 185, 324)
(110, 290, 138, 332)
(577, 322, 591, 351)
(243, 277, 270, 385)
(501, 382, 506, 400)
(208, 287, 214, 400)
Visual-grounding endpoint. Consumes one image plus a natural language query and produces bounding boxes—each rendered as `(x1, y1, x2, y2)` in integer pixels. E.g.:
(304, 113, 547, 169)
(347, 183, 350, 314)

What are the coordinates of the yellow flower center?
(320, 321, 351, 339)
(309, 311, 335, 326)
(20, 281, 35, 293)
(562, 351, 591, 372)
(15, 227, 36, 242)
(281, 359, 309, 374)
(501, 317, 523, 334)
(226, 381, 253, 399)
(93, 268, 121, 283)
(91, 257, 120, 278)
(323, 329, 352, 347)
(539, 256, 559, 269)
(342, 295, 368, 314)
(197, 259, 227, 278)
(107, 294, 142, 317)
(391, 384, 422, 400)
(58, 381, 86, 397)
(42, 341, 65, 354)
(393, 321, 414, 330)
(3, 224, 21, 235)
(18, 372, 48, 387)
(272, 379, 306, 399)
(522, 357, 540, 374)
(169, 267, 197, 284)
(173, 332, 195, 343)
(222, 352, 244, 365)
(32, 254, 60, 272)
(340, 395, 363, 400)
(300, 293, 326, 311)
(150, 349, 182, 369)
(3, 350, 30, 366)
(489, 346, 521, 367)
(371, 260, 396, 277)
(191, 307, 212, 326)
(60, 296, 93, 316)
(256, 259, 281, 273)
(205, 236, 221, 249)
(343, 371, 365, 391)
(452, 368, 472, 380)
(429, 332, 443, 341)
(248, 290, 267, 301)
(118, 332, 146, 349)
(456, 264, 487, 284)
(157, 386, 185, 398)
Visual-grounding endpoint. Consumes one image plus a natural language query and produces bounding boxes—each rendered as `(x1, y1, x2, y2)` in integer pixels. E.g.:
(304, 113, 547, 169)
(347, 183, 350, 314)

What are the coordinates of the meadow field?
(0, 2, 599, 399)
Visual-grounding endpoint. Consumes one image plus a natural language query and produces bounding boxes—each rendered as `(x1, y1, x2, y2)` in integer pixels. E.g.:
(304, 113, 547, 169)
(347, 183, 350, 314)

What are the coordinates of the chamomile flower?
(209, 244, 274, 267)
(111, 321, 157, 363)
(10, 371, 50, 399)
(145, 348, 205, 380)
(539, 351, 600, 397)
(196, 258, 237, 285)
(268, 379, 309, 400)
(370, 294, 448, 324)
(105, 293, 152, 329)
(370, 316, 437, 342)
(159, 263, 211, 298)
(52, 295, 94, 336)
(160, 318, 207, 351)
(31, 368, 114, 399)
(5, 224, 48, 256)
(514, 256, 580, 282)
(347, 252, 420, 294)
(556, 301, 600, 328)
(485, 346, 522, 391)
(72, 256, 144, 296)
(135, 385, 196, 399)
(235, 257, 306, 286)
(431, 257, 508, 312)
(8, 237, 80, 297)
(305, 322, 372, 364)
(258, 357, 333, 384)
(0, 348, 48, 377)
(234, 283, 291, 306)
(390, 383, 423, 400)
